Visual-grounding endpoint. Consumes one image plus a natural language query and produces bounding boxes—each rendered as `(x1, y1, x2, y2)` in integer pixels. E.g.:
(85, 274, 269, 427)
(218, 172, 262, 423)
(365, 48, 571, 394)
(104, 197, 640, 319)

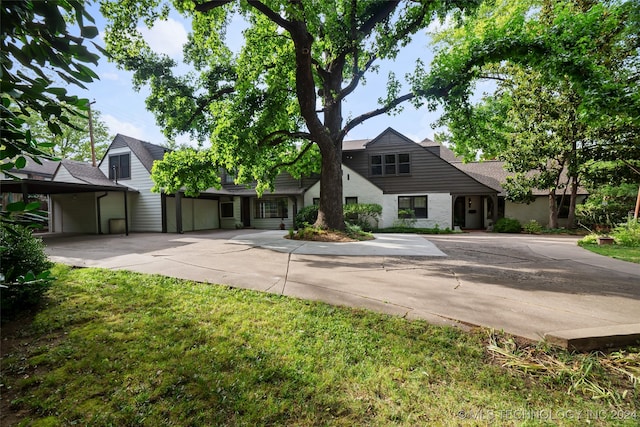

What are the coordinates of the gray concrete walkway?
(44, 230, 640, 345)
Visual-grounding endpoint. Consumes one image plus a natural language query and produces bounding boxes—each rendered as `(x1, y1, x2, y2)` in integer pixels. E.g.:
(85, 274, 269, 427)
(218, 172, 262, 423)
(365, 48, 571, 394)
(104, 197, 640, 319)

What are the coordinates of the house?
(1, 128, 586, 234)
(306, 128, 500, 229)
(452, 160, 589, 228)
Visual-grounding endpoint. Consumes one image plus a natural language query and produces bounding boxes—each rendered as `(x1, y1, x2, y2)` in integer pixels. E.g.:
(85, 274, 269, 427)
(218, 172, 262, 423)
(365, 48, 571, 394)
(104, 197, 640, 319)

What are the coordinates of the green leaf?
(6, 202, 27, 212)
(81, 26, 99, 38)
(14, 156, 27, 169)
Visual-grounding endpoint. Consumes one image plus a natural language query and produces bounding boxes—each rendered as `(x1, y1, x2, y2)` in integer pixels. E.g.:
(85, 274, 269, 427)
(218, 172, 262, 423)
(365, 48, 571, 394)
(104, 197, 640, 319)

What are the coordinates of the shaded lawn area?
(1, 266, 638, 426)
(580, 244, 640, 264)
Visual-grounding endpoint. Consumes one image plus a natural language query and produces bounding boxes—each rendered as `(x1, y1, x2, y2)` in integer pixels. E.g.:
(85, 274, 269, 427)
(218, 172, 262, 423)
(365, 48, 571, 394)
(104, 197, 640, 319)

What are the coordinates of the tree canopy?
(101, 0, 483, 230)
(429, 0, 640, 227)
(1, 0, 103, 172)
(22, 107, 111, 162)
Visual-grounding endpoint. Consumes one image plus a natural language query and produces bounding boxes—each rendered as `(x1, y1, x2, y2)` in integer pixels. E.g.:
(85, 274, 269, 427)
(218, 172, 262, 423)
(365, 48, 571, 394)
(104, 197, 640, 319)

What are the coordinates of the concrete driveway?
(43, 230, 640, 344)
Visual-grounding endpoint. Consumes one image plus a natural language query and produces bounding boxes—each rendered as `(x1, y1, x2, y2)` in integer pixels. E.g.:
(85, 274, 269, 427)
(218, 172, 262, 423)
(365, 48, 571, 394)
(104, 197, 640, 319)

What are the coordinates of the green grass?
(2, 265, 638, 426)
(579, 244, 640, 264)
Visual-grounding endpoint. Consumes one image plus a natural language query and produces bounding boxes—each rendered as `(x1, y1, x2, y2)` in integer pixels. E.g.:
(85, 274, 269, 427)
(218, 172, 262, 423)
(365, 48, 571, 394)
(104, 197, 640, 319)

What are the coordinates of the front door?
(242, 197, 251, 227)
(454, 196, 466, 228)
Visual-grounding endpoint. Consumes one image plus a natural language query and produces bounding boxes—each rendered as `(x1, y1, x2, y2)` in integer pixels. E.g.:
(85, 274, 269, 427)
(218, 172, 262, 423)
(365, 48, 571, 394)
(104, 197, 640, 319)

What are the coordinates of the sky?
(78, 3, 453, 148)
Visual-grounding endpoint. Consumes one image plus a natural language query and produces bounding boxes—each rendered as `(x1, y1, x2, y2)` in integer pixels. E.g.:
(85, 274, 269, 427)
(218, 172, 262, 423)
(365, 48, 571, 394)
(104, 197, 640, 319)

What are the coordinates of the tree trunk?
(567, 177, 578, 229)
(548, 191, 559, 229)
(314, 142, 345, 230)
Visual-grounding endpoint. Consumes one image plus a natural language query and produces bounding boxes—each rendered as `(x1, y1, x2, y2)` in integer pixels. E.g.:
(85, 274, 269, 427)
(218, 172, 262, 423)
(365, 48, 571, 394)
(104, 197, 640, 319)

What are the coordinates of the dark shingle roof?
(342, 139, 371, 151)
(103, 134, 169, 172)
(6, 158, 60, 178)
(452, 160, 589, 196)
(58, 159, 124, 187)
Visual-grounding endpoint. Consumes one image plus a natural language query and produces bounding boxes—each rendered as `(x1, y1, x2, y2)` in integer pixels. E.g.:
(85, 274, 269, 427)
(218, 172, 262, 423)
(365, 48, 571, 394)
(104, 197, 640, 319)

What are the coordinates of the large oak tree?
(101, 0, 482, 230)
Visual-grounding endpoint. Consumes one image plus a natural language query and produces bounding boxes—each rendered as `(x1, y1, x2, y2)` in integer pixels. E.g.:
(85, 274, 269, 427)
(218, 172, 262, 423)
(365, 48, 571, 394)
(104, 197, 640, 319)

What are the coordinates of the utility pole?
(88, 100, 97, 166)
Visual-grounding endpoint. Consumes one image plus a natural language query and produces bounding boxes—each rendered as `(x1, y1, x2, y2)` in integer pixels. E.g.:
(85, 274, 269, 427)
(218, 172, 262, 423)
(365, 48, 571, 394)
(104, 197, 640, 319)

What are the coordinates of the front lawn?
(579, 244, 640, 264)
(1, 266, 638, 426)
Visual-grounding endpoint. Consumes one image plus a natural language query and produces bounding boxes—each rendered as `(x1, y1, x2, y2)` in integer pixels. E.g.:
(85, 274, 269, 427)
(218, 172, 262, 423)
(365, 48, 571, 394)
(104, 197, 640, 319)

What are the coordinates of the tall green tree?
(429, 0, 640, 227)
(1, 0, 103, 172)
(101, 0, 482, 230)
(23, 108, 111, 162)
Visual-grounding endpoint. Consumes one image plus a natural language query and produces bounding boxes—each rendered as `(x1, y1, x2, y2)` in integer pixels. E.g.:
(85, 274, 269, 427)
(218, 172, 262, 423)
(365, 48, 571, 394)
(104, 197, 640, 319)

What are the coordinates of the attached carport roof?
(1, 179, 139, 195)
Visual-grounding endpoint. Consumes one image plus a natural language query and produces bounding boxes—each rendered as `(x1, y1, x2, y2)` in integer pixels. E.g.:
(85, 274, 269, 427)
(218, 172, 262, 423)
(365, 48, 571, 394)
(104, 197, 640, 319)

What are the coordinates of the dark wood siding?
(221, 171, 318, 193)
(342, 129, 495, 195)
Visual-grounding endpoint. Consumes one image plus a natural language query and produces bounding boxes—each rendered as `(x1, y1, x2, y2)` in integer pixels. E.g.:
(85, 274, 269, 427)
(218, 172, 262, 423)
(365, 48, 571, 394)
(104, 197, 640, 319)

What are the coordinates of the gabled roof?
(452, 160, 589, 196)
(451, 161, 505, 194)
(418, 138, 462, 163)
(99, 134, 169, 173)
(365, 127, 417, 148)
(342, 139, 371, 151)
(5, 158, 60, 178)
(55, 159, 127, 188)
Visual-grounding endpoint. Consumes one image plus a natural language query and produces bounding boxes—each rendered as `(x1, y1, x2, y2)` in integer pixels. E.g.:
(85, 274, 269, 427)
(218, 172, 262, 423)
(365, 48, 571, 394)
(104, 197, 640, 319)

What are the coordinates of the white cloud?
(103, 114, 147, 140)
(139, 17, 188, 57)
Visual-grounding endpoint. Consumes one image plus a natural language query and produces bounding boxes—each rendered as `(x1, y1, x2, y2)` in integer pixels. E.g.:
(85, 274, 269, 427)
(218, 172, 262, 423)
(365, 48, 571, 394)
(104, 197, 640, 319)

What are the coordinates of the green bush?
(612, 219, 640, 247)
(493, 217, 522, 233)
(577, 233, 599, 246)
(576, 184, 636, 229)
(523, 220, 543, 234)
(393, 209, 417, 228)
(344, 203, 382, 231)
(1, 223, 53, 317)
(295, 203, 383, 231)
(295, 205, 319, 228)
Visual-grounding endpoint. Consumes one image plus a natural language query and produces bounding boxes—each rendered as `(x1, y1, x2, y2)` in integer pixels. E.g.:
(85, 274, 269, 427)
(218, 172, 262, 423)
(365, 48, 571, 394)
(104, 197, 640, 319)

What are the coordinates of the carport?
(1, 179, 138, 235)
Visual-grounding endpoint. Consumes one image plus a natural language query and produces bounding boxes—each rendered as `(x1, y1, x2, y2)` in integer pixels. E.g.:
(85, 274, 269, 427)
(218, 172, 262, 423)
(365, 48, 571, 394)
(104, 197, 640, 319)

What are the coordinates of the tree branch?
(258, 130, 314, 147)
(246, 0, 295, 33)
(335, 54, 377, 103)
(182, 86, 235, 131)
(342, 92, 414, 137)
(194, 1, 235, 12)
(273, 142, 314, 168)
(197, 0, 294, 32)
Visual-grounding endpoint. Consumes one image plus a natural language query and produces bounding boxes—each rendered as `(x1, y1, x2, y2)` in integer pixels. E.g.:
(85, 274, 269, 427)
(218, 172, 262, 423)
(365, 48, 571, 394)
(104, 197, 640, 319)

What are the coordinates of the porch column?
(161, 192, 167, 233)
(175, 191, 183, 234)
(491, 194, 498, 225)
(123, 191, 129, 236)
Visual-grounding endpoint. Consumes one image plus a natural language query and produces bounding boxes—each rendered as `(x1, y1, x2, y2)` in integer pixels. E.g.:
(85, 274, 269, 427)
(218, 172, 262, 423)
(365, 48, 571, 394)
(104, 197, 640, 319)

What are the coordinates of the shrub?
(576, 184, 636, 229)
(295, 205, 319, 228)
(577, 233, 599, 246)
(493, 217, 522, 233)
(295, 203, 383, 231)
(393, 209, 417, 228)
(1, 223, 53, 317)
(343, 203, 382, 231)
(523, 220, 543, 234)
(612, 219, 640, 247)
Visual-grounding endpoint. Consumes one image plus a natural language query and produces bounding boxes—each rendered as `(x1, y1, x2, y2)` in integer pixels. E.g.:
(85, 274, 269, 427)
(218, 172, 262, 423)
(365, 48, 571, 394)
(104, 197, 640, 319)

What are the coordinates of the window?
(108, 154, 130, 180)
(345, 197, 358, 205)
(398, 153, 410, 174)
(221, 202, 234, 218)
(384, 154, 396, 175)
(313, 198, 320, 205)
(371, 155, 382, 175)
(398, 196, 427, 218)
(224, 169, 236, 184)
(370, 153, 410, 176)
(255, 197, 288, 219)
